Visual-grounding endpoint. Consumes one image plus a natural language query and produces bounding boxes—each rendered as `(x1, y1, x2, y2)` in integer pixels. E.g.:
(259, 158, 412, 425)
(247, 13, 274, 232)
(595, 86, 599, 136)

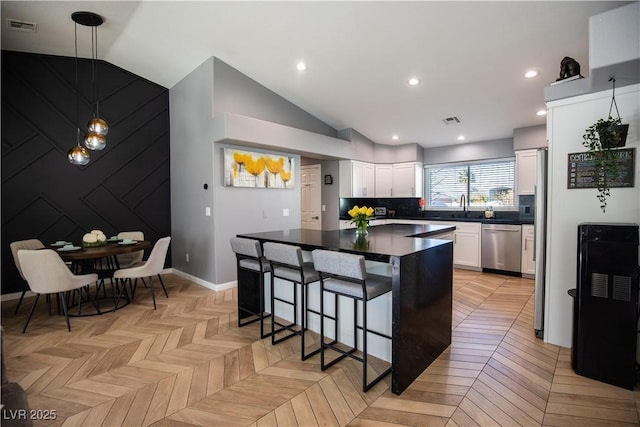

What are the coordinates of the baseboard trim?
(167, 268, 237, 292)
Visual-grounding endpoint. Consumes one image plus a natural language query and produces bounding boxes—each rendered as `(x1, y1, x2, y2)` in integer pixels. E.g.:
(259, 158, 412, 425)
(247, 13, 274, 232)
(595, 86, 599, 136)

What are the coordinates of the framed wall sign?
(223, 148, 295, 189)
(567, 148, 635, 189)
(324, 174, 333, 185)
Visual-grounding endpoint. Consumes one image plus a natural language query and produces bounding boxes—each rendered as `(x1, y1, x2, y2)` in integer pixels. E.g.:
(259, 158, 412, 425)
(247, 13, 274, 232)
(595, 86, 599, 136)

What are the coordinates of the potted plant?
(580, 78, 630, 213)
(582, 117, 626, 213)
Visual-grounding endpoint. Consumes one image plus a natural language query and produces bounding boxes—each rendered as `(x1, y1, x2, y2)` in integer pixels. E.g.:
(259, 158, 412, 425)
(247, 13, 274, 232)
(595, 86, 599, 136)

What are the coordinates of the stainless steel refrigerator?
(534, 148, 548, 338)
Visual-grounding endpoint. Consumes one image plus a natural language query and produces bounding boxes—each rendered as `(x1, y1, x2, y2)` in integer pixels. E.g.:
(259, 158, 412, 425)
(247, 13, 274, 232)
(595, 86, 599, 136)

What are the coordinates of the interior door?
(301, 164, 321, 230)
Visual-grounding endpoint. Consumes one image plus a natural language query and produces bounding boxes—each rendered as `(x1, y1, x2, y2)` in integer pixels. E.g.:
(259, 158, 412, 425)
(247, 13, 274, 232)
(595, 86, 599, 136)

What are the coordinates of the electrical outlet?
(186, 253, 190, 263)
(322, 205, 326, 211)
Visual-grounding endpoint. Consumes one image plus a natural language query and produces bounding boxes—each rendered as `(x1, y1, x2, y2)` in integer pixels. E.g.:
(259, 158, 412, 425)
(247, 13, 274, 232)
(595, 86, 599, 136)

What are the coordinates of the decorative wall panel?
(1, 51, 171, 295)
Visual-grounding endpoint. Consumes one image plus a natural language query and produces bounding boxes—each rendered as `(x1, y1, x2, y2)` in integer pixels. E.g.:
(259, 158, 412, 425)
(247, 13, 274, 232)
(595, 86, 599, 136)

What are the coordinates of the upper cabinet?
(391, 162, 423, 197)
(374, 164, 393, 197)
(340, 160, 375, 197)
(342, 160, 423, 198)
(516, 150, 537, 195)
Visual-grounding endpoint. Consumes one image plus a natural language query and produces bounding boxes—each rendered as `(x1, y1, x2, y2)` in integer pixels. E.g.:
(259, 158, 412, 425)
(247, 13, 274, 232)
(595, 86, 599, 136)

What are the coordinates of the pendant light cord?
(608, 77, 620, 120)
(75, 21, 81, 147)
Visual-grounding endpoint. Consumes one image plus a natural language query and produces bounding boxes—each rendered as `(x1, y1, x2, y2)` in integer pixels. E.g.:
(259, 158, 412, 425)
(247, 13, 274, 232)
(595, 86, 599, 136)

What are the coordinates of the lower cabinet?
(430, 221, 481, 270)
(521, 224, 535, 277)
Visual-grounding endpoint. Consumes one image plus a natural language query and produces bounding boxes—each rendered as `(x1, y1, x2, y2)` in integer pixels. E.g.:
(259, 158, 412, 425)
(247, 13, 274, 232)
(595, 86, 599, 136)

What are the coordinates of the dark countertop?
(239, 223, 455, 261)
(341, 216, 534, 225)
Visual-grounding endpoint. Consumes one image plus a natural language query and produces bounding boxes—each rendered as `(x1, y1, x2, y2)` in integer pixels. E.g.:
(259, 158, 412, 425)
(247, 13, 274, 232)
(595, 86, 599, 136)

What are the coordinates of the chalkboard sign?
(567, 148, 635, 189)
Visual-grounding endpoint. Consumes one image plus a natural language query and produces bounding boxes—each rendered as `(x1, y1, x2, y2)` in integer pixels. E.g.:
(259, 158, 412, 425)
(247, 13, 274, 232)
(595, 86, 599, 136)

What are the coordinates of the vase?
(356, 224, 368, 236)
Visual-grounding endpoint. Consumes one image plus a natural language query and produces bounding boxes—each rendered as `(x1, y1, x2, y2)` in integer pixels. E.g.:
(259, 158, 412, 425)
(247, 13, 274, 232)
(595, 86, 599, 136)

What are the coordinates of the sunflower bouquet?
(348, 205, 374, 234)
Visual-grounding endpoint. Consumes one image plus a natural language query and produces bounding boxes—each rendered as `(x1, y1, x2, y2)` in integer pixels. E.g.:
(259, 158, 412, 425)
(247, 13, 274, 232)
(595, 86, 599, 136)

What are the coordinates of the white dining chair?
(10, 239, 45, 315)
(116, 231, 145, 268)
(113, 236, 171, 310)
(18, 249, 99, 333)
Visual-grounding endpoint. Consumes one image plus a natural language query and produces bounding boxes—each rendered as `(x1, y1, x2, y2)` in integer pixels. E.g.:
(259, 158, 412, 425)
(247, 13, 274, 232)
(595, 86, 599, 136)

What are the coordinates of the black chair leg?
(148, 276, 157, 310)
(157, 274, 169, 298)
(22, 294, 40, 333)
(14, 290, 27, 315)
(59, 292, 71, 332)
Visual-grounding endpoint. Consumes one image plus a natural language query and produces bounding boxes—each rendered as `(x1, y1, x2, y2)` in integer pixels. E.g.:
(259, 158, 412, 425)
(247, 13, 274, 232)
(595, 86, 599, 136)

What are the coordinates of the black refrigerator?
(572, 223, 639, 390)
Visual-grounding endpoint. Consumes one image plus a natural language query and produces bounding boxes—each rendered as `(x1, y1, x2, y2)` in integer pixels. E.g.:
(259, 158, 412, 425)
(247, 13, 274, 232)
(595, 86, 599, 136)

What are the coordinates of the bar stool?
(311, 249, 393, 392)
(263, 242, 321, 360)
(230, 237, 271, 339)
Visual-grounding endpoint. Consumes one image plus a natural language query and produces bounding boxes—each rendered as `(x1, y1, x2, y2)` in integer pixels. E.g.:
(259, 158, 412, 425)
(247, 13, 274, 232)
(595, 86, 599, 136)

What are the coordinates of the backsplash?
(340, 198, 422, 218)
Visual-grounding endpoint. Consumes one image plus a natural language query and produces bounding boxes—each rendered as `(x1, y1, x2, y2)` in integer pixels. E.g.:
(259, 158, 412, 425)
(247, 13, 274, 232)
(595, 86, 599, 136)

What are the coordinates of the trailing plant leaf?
(582, 116, 623, 213)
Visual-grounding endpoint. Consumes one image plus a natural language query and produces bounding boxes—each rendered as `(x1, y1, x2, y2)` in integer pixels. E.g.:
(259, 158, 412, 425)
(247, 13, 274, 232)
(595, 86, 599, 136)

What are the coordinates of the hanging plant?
(581, 78, 629, 213)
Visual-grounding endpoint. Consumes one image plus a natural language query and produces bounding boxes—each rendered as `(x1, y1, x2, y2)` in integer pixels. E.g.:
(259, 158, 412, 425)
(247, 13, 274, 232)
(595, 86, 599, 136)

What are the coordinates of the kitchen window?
(425, 159, 515, 209)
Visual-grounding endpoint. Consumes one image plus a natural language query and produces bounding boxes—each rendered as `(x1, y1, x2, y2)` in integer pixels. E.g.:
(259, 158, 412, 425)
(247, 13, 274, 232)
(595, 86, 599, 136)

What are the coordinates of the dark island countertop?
(239, 223, 455, 261)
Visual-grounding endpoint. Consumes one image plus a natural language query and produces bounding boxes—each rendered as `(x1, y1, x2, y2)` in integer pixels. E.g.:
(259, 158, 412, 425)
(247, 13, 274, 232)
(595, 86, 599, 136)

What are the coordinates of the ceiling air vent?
(442, 116, 461, 125)
(7, 19, 37, 32)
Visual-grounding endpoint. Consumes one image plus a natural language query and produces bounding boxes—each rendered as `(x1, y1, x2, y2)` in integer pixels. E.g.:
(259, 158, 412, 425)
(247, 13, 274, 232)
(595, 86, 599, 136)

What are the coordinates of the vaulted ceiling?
(1, 1, 630, 148)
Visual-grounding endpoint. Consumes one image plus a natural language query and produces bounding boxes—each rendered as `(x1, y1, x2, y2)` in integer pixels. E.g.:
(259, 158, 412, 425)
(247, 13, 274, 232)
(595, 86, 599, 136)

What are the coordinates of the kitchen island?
(238, 223, 454, 394)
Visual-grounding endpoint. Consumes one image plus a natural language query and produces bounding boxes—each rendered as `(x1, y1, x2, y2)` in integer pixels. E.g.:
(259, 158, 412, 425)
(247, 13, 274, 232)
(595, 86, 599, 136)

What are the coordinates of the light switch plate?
(283, 208, 289, 217)
(205, 207, 211, 216)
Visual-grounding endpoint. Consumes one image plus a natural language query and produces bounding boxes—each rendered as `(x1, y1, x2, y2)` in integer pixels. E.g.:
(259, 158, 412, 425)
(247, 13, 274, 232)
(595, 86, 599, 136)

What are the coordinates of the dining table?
(53, 239, 150, 316)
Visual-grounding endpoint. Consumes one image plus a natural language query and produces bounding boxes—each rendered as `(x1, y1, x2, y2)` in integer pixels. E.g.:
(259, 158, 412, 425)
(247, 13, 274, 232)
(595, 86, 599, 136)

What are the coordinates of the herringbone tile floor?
(2, 269, 639, 426)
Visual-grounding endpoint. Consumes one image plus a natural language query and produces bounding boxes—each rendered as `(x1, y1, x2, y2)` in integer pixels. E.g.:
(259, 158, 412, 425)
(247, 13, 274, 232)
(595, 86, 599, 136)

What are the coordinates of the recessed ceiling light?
(457, 135, 466, 141)
(536, 110, 547, 116)
(296, 61, 307, 71)
(525, 70, 538, 78)
(408, 77, 420, 86)
(392, 135, 399, 140)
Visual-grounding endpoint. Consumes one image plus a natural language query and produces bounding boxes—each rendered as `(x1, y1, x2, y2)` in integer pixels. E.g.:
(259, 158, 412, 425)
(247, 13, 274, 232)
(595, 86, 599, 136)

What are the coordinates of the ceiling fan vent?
(442, 116, 461, 125)
(7, 19, 37, 32)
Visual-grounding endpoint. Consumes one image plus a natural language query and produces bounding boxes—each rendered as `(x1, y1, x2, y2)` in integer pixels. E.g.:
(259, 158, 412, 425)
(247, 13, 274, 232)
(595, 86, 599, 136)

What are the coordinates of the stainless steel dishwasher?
(481, 223, 522, 273)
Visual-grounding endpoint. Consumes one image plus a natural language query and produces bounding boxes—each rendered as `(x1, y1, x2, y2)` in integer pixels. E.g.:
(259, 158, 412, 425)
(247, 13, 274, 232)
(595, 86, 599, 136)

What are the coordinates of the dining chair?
(312, 249, 392, 392)
(230, 237, 271, 338)
(113, 237, 171, 310)
(9, 239, 45, 315)
(263, 242, 321, 360)
(18, 249, 99, 333)
(116, 231, 145, 268)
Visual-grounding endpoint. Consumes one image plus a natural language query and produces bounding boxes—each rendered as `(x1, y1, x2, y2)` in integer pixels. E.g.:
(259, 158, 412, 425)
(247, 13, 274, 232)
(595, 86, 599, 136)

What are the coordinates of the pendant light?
(68, 15, 90, 165)
(71, 11, 109, 152)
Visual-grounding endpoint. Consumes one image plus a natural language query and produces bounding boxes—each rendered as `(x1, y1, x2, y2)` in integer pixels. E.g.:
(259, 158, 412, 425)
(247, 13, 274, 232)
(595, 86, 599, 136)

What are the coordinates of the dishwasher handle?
(483, 228, 521, 232)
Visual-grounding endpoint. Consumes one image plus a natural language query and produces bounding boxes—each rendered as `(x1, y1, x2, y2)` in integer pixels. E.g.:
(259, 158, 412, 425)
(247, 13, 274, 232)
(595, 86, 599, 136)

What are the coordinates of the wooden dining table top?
(55, 240, 150, 261)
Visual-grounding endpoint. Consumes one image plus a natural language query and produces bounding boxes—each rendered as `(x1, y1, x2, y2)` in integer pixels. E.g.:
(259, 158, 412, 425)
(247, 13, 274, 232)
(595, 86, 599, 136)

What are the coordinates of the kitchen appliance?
(534, 148, 548, 338)
(481, 224, 522, 273)
(374, 207, 387, 216)
(571, 223, 639, 390)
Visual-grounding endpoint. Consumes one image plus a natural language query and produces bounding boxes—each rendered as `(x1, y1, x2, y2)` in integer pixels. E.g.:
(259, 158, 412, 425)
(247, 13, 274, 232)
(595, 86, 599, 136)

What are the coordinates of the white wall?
(545, 83, 640, 347)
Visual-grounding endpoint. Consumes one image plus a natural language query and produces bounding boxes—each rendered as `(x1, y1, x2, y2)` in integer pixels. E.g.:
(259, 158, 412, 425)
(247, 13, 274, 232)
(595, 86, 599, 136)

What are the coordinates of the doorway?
(301, 164, 321, 230)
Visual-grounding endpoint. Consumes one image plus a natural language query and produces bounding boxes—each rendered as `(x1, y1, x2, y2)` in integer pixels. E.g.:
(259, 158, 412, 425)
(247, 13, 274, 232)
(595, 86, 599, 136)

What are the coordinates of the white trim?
(0, 290, 34, 302)
(0, 270, 234, 302)
(168, 268, 237, 292)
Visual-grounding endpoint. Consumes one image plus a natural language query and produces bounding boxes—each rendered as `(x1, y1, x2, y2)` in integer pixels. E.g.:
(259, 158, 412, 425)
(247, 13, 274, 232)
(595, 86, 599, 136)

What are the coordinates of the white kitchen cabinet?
(521, 224, 535, 277)
(516, 149, 537, 195)
(392, 162, 423, 197)
(429, 221, 481, 269)
(339, 160, 375, 197)
(375, 164, 393, 197)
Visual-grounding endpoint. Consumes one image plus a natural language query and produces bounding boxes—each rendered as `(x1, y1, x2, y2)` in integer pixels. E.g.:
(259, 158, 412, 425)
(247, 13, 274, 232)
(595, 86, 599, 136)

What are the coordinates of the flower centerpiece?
(348, 205, 374, 236)
(82, 229, 107, 247)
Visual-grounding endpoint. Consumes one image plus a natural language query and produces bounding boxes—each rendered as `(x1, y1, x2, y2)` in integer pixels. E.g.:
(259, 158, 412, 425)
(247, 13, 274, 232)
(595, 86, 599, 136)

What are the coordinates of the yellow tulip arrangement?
(348, 205, 374, 234)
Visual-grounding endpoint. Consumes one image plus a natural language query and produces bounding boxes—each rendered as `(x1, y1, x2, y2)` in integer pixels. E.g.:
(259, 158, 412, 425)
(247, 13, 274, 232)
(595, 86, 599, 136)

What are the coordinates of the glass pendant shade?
(84, 131, 106, 150)
(88, 117, 109, 136)
(68, 144, 90, 165)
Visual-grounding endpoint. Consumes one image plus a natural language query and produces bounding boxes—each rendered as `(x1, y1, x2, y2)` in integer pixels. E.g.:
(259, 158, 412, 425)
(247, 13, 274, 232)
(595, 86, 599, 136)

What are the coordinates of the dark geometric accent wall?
(1, 50, 171, 295)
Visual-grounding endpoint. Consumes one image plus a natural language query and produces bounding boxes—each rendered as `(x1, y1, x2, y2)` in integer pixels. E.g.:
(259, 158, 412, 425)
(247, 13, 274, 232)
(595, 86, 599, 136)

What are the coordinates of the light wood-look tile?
(3, 270, 639, 426)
